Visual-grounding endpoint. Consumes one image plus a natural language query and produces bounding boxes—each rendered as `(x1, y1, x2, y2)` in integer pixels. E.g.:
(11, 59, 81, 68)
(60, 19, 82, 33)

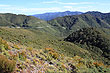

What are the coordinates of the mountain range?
(0, 11, 110, 73)
(32, 11, 83, 21)
(48, 11, 110, 36)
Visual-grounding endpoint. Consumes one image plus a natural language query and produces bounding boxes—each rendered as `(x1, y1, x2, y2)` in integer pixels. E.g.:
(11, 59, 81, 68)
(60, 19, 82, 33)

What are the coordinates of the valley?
(0, 11, 110, 73)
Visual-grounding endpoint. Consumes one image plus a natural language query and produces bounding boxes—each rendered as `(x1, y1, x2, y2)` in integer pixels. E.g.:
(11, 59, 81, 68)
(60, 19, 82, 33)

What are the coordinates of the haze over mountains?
(32, 11, 83, 21)
(0, 11, 110, 73)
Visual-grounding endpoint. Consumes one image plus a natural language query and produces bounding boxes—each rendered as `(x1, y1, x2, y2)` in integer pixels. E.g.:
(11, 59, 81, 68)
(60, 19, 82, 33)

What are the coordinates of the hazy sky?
(0, 0, 110, 15)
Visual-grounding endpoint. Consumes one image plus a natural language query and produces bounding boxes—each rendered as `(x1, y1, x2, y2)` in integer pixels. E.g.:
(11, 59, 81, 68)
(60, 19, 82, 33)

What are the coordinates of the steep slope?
(65, 28, 110, 64)
(48, 13, 110, 36)
(32, 11, 83, 21)
(86, 11, 110, 25)
(0, 38, 110, 73)
(0, 30, 110, 73)
(0, 13, 44, 27)
(0, 27, 89, 57)
(0, 13, 61, 35)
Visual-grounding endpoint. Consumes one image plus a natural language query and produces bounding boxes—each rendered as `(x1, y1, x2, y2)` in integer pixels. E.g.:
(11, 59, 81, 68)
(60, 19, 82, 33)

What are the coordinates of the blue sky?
(0, 0, 110, 15)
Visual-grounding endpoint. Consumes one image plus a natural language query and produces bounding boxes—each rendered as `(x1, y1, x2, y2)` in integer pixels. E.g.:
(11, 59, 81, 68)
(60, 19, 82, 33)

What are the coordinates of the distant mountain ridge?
(85, 11, 110, 25)
(0, 13, 61, 35)
(0, 12, 110, 37)
(48, 11, 110, 36)
(32, 11, 83, 21)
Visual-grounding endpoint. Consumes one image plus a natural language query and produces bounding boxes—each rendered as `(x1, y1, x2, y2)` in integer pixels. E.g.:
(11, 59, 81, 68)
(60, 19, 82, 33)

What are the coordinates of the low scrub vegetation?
(0, 54, 16, 73)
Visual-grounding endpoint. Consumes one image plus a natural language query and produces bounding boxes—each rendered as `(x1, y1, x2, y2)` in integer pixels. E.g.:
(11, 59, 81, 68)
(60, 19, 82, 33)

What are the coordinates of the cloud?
(0, 6, 63, 14)
(63, 6, 93, 12)
(95, 2, 110, 6)
(0, 4, 11, 7)
(0, 5, 98, 15)
(42, 1, 94, 5)
(64, 6, 92, 9)
(0, 2, 109, 15)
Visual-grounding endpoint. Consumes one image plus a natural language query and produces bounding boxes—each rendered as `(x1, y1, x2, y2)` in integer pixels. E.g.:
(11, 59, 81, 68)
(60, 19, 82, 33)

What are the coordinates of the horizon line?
(0, 10, 109, 15)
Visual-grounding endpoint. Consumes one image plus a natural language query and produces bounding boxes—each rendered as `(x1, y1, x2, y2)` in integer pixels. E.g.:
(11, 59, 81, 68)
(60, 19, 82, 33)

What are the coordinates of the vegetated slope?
(0, 27, 89, 57)
(0, 13, 59, 35)
(32, 11, 83, 21)
(0, 32, 110, 73)
(64, 28, 110, 64)
(48, 13, 110, 36)
(0, 13, 45, 27)
(86, 11, 110, 25)
(0, 27, 60, 50)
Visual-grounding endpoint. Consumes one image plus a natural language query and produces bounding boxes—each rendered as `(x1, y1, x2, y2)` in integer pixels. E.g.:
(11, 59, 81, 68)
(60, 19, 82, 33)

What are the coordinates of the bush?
(0, 38, 11, 50)
(27, 47, 33, 51)
(0, 54, 16, 73)
(14, 44, 20, 50)
(19, 51, 26, 61)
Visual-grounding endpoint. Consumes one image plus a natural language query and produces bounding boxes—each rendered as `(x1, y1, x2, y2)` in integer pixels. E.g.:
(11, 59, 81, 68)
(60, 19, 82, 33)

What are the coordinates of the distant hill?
(85, 11, 110, 25)
(48, 12, 110, 36)
(32, 11, 83, 21)
(0, 12, 110, 37)
(0, 13, 49, 27)
(0, 13, 62, 35)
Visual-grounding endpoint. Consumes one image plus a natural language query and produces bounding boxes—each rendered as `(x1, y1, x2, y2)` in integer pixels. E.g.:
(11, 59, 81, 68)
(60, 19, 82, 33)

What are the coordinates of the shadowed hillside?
(65, 28, 110, 64)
